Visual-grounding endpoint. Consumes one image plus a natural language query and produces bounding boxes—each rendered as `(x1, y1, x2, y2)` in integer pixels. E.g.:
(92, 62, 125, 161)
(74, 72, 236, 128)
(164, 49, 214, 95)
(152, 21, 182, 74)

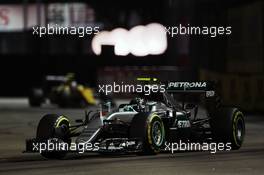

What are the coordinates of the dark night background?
(0, 0, 263, 109)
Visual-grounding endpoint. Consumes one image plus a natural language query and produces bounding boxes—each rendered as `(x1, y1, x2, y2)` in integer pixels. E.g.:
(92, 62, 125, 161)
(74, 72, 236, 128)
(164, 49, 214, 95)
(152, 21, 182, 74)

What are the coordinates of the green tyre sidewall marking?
(147, 114, 165, 153)
(232, 111, 244, 147)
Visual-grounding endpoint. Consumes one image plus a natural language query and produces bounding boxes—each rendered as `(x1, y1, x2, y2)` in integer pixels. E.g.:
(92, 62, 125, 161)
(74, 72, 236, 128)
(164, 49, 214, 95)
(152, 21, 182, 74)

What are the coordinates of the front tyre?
(130, 113, 165, 155)
(210, 107, 245, 150)
(36, 114, 71, 159)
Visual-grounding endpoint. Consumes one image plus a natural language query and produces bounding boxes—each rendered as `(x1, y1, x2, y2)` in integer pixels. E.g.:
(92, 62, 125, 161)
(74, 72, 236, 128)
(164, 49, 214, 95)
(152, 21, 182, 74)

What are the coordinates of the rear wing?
(45, 73, 75, 82)
(46, 75, 67, 82)
(136, 78, 216, 98)
(166, 81, 216, 97)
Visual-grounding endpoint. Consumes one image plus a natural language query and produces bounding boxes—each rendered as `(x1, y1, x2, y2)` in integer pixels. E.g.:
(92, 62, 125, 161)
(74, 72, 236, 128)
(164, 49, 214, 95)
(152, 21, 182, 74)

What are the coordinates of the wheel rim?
(60, 124, 69, 133)
(236, 117, 244, 142)
(152, 121, 163, 146)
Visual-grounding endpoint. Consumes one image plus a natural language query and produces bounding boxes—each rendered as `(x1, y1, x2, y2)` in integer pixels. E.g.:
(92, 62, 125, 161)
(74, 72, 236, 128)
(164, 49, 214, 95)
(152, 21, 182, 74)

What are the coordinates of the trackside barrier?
(200, 69, 264, 111)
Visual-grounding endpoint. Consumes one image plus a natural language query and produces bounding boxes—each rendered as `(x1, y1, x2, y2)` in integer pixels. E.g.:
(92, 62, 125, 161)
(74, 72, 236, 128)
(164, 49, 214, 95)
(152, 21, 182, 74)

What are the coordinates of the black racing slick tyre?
(29, 88, 43, 107)
(129, 113, 165, 155)
(210, 107, 245, 150)
(36, 114, 71, 159)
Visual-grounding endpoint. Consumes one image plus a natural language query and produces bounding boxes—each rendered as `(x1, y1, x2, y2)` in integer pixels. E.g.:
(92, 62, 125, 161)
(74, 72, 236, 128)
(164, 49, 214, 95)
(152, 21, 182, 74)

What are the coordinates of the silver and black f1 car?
(25, 81, 245, 159)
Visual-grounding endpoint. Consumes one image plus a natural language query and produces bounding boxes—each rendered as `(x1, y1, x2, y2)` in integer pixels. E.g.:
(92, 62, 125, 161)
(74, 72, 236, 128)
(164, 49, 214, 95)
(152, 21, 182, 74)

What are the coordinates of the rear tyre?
(29, 88, 43, 107)
(210, 107, 245, 150)
(36, 114, 71, 159)
(130, 113, 165, 155)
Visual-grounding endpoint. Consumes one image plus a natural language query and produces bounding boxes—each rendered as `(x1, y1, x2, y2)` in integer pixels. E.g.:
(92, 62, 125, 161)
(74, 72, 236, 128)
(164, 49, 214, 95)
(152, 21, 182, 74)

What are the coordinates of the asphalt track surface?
(0, 98, 264, 175)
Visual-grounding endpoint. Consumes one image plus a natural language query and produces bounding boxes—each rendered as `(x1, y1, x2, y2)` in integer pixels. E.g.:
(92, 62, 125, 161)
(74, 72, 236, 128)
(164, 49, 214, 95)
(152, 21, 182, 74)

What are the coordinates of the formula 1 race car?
(25, 80, 245, 159)
(29, 73, 115, 108)
(28, 73, 96, 107)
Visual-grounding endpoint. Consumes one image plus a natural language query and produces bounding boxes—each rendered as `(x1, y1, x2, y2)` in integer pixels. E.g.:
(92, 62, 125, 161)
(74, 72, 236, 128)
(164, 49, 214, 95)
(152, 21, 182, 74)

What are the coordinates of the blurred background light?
(91, 23, 167, 56)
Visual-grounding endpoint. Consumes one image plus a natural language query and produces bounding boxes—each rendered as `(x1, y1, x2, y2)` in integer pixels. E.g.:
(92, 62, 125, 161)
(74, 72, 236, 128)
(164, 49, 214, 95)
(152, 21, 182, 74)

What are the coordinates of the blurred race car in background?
(28, 73, 114, 108)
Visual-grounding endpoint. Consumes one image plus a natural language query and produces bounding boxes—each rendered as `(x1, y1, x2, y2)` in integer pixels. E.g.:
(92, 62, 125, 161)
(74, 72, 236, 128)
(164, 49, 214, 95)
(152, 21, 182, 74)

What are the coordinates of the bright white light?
(129, 25, 148, 56)
(111, 28, 130, 56)
(91, 23, 167, 56)
(144, 23, 167, 55)
(91, 31, 111, 55)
